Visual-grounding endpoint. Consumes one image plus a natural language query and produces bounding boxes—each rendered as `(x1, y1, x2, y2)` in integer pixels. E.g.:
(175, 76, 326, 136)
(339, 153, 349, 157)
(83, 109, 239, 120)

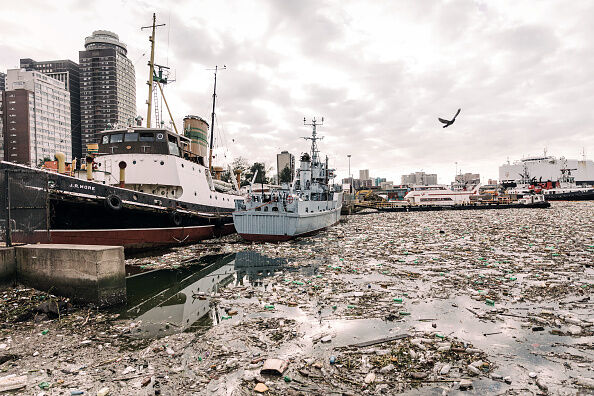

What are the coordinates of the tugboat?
(233, 118, 342, 242)
(1, 14, 242, 250)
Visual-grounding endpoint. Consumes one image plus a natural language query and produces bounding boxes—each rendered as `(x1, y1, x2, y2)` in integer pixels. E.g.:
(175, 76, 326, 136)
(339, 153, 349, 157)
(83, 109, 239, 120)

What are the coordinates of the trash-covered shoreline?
(1, 201, 592, 395)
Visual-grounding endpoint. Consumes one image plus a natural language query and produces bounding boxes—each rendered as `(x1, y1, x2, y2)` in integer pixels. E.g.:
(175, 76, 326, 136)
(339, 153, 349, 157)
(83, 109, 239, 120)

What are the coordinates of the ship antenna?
(207, 65, 226, 173)
(141, 13, 166, 128)
(303, 117, 324, 163)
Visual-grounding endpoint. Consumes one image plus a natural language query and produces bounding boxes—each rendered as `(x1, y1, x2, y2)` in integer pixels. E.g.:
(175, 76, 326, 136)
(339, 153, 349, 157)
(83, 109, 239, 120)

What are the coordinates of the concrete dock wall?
(15, 244, 126, 307)
(0, 247, 16, 288)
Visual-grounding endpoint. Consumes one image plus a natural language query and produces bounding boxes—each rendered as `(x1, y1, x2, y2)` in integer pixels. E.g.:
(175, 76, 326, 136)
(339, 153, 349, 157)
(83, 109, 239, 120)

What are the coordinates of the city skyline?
(1, 0, 593, 183)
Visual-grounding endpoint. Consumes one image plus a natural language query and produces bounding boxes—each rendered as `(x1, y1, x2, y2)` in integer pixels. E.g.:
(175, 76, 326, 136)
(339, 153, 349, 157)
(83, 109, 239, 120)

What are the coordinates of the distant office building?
(499, 156, 594, 185)
(277, 150, 295, 182)
(0, 94, 4, 160)
(373, 177, 386, 187)
(2, 69, 71, 165)
(454, 172, 480, 185)
(79, 30, 136, 155)
(0, 72, 6, 91)
(380, 181, 394, 190)
(401, 171, 437, 186)
(20, 58, 81, 160)
(488, 179, 498, 185)
(359, 169, 369, 180)
(20, 58, 82, 158)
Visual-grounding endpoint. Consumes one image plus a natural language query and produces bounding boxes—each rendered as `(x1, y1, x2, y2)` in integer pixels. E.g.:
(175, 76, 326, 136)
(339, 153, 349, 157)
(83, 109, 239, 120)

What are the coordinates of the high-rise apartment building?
(20, 58, 81, 160)
(277, 150, 295, 182)
(0, 72, 6, 91)
(0, 94, 4, 160)
(79, 30, 136, 155)
(2, 69, 71, 165)
(359, 169, 369, 180)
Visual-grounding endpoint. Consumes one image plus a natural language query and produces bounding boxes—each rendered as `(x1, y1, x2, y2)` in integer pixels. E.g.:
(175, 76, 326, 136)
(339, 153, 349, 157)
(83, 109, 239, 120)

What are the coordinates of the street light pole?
(347, 154, 352, 194)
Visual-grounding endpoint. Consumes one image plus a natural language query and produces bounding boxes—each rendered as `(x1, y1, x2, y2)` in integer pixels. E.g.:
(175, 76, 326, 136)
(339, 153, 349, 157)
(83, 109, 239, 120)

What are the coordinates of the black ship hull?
(1, 162, 236, 251)
(544, 190, 594, 201)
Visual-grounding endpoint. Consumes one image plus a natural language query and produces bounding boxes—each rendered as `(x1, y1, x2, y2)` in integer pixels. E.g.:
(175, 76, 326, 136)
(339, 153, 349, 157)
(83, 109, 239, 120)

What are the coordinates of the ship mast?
(303, 117, 324, 163)
(208, 65, 226, 172)
(141, 13, 165, 128)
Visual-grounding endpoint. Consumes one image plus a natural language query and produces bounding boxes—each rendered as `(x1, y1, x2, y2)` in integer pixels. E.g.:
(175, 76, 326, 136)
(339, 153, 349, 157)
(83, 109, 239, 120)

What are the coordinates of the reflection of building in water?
(234, 250, 287, 286)
(124, 254, 235, 337)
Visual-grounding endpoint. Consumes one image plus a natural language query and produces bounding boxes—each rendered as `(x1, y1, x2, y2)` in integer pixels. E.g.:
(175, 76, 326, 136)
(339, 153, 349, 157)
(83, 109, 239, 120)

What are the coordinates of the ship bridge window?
(168, 135, 180, 156)
(124, 132, 139, 142)
(139, 132, 154, 142)
(110, 134, 123, 143)
(101, 135, 109, 144)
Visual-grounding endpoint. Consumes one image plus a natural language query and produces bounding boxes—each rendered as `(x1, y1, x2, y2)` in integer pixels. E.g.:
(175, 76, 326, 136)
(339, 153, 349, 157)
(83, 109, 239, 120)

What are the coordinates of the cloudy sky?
(1, 0, 593, 183)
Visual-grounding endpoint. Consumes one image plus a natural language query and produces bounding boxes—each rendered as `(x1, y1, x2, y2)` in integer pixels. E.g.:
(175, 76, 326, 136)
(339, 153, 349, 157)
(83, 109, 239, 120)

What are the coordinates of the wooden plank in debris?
(348, 333, 410, 348)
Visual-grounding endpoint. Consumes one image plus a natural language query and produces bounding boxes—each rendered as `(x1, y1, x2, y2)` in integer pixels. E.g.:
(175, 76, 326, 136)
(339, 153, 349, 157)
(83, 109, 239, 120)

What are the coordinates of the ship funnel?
(183, 115, 209, 159)
(86, 156, 94, 181)
(213, 166, 224, 180)
(54, 152, 66, 174)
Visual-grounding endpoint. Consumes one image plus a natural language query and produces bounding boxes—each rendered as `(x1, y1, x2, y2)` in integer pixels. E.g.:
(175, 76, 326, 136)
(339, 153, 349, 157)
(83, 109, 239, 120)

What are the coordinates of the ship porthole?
(133, 160, 136, 164)
(160, 161, 164, 165)
(181, 164, 184, 167)
(194, 192, 197, 196)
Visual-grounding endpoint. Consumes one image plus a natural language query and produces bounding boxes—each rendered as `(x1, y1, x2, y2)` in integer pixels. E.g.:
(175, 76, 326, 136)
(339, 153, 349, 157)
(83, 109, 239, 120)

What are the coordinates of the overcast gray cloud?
(1, 0, 593, 183)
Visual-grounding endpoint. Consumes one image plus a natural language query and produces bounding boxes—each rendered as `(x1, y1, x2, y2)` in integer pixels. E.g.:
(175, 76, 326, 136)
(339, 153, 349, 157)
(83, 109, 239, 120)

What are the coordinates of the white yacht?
(404, 184, 481, 206)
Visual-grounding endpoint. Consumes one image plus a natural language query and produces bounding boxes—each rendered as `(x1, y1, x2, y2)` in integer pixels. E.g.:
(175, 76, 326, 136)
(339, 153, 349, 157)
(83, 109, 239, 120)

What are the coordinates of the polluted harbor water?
(0, 202, 592, 395)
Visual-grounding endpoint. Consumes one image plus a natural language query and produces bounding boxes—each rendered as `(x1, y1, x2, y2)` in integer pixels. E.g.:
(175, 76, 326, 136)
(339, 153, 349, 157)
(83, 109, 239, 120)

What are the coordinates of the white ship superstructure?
(404, 184, 480, 206)
(233, 118, 342, 242)
(499, 156, 594, 185)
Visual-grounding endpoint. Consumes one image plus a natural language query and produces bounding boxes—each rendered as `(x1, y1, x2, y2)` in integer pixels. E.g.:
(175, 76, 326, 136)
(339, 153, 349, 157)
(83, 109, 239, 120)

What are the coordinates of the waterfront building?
(373, 177, 386, 187)
(20, 58, 81, 160)
(0, 72, 6, 91)
(499, 156, 594, 185)
(0, 94, 4, 160)
(401, 171, 438, 186)
(380, 181, 394, 190)
(79, 30, 136, 156)
(2, 69, 71, 165)
(276, 150, 295, 182)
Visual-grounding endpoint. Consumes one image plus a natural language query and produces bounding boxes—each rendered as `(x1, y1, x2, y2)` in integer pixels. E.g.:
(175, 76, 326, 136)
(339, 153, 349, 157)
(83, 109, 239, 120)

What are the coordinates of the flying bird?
(438, 108, 461, 128)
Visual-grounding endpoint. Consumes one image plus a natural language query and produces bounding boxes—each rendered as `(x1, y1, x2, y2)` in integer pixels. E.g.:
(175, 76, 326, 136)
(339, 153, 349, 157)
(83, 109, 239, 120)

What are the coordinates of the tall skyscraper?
(20, 58, 81, 159)
(3, 69, 71, 165)
(359, 169, 369, 180)
(0, 72, 6, 91)
(277, 150, 295, 183)
(79, 30, 136, 156)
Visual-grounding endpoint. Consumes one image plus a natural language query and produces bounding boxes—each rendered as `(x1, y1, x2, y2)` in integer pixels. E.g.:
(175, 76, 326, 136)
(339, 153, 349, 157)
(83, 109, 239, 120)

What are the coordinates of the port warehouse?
(499, 157, 594, 185)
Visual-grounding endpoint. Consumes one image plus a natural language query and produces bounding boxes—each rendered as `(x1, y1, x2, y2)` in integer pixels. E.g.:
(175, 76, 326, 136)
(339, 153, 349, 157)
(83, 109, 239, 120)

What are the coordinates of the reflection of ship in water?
(122, 251, 298, 338)
(233, 250, 287, 287)
(123, 254, 236, 338)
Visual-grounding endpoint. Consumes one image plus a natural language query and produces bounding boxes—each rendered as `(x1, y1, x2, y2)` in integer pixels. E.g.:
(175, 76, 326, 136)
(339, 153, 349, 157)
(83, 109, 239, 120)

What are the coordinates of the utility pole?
(141, 13, 165, 128)
(347, 154, 352, 194)
(208, 65, 226, 172)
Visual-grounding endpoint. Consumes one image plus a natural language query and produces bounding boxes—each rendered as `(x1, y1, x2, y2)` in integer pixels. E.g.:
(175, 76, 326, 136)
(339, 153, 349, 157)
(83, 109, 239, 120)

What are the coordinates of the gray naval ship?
(233, 118, 342, 242)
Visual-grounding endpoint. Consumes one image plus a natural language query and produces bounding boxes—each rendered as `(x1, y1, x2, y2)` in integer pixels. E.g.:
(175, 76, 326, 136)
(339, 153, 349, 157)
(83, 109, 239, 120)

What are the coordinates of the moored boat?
(233, 118, 342, 242)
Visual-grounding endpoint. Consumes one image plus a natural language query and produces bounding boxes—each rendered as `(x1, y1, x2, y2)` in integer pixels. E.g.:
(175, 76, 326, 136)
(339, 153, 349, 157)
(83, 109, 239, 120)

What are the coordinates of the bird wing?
(438, 118, 449, 124)
(452, 108, 461, 120)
